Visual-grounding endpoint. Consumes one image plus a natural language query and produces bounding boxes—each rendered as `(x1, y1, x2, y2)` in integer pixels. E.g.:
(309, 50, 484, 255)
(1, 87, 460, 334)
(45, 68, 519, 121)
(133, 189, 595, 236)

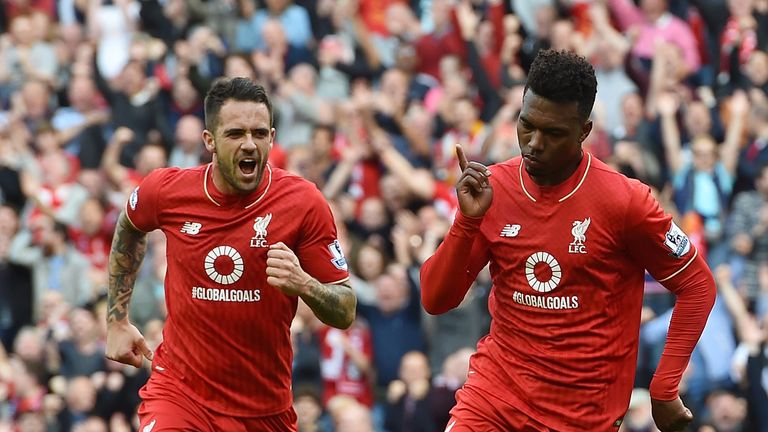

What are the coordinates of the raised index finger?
(456, 144, 469, 172)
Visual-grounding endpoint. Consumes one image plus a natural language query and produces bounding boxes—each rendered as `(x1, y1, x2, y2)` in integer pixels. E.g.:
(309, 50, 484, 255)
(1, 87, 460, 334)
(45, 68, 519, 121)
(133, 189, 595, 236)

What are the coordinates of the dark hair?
(312, 124, 336, 138)
(292, 385, 321, 404)
(204, 77, 273, 132)
(53, 221, 70, 243)
(525, 49, 597, 121)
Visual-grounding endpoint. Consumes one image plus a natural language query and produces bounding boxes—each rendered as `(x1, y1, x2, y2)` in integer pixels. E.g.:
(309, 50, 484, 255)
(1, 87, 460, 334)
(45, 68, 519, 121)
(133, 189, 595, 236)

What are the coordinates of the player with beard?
(105, 77, 355, 431)
(420, 50, 716, 432)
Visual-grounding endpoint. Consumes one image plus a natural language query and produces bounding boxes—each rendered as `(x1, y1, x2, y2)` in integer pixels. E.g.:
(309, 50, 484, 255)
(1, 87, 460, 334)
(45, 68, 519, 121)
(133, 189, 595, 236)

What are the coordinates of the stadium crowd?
(0, 0, 766, 430)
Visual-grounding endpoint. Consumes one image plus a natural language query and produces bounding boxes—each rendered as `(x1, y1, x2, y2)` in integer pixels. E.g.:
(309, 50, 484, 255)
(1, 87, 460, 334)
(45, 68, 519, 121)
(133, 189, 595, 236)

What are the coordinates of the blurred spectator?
(235, 0, 312, 53)
(0, 16, 58, 104)
(413, 0, 462, 80)
(89, 0, 140, 80)
(54, 307, 105, 378)
(57, 375, 98, 431)
(51, 75, 110, 170)
(608, 0, 701, 78)
(358, 266, 425, 391)
(589, 3, 637, 136)
(335, 400, 375, 432)
(72, 416, 108, 432)
(92, 57, 172, 167)
(384, 350, 437, 432)
(91, 359, 149, 427)
(293, 386, 326, 432)
(716, 263, 768, 431)
(619, 388, 659, 432)
(129, 231, 166, 329)
(292, 299, 323, 395)
(734, 96, 768, 194)
(429, 347, 474, 429)
(68, 196, 113, 275)
(727, 162, 768, 296)
(167, 115, 204, 169)
(8, 214, 91, 322)
(7, 357, 47, 422)
(658, 91, 748, 259)
(698, 388, 749, 431)
(101, 126, 167, 201)
(275, 63, 334, 149)
(717, 0, 768, 94)
(349, 241, 388, 306)
(0, 205, 32, 351)
(318, 316, 374, 408)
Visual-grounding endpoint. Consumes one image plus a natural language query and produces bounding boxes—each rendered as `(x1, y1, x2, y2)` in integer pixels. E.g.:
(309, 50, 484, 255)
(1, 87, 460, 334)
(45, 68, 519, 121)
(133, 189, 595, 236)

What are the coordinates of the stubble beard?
(216, 156, 266, 195)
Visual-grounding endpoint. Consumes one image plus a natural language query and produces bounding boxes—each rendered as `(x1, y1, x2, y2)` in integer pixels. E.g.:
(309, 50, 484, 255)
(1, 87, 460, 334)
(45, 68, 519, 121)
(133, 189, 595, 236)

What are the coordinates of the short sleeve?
(296, 187, 350, 284)
(625, 183, 698, 284)
(125, 168, 168, 233)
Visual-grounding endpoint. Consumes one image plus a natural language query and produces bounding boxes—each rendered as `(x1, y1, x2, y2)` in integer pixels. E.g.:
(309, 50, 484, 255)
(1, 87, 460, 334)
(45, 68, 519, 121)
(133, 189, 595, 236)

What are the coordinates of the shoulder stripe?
(657, 248, 698, 282)
(322, 276, 351, 285)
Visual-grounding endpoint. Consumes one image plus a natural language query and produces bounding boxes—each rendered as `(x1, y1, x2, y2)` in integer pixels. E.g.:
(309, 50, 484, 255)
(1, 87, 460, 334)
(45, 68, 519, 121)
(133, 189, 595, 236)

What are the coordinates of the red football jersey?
(126, 163, 349, 416)
(432, 154, 703, 430)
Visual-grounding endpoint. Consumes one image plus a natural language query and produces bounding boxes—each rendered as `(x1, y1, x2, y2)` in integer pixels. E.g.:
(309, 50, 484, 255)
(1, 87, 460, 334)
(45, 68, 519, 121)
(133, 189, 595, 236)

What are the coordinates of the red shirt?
(319, 322, 374, 407)
(421, 153, 714, 430)
(126, 163, 349, 416)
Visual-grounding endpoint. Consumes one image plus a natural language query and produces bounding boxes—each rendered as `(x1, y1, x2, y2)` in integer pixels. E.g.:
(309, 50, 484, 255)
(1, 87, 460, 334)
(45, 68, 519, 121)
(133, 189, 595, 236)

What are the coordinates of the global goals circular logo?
(205, 246, 244, 285)
(524, 252, 562, 293)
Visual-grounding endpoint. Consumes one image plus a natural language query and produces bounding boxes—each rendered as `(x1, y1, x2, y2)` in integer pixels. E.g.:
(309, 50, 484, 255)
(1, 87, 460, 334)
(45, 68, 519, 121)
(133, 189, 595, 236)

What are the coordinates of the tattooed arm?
(266, 242, 356, 329)
(299, 280, 356, 329)
(108, 210, 148, 324)
(105, 210, 154, 367)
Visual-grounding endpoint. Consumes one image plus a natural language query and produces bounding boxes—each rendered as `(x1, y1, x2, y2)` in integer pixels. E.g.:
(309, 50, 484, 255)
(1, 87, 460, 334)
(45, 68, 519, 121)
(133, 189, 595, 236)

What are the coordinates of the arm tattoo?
(301, 281, 356, 329)
(107, 211, 148, 324)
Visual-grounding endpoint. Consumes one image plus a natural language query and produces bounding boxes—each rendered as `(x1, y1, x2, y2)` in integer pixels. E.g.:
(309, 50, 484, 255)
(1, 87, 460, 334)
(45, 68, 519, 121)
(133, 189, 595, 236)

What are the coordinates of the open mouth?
(239, 159, 257, 175)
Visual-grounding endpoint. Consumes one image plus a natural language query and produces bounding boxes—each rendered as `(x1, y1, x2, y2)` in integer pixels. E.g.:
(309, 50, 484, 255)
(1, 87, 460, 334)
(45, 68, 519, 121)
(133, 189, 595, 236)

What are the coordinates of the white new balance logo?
(143, 419, 157, 432)
(500, 224, 521, 237)
(180, 222, 202, 235)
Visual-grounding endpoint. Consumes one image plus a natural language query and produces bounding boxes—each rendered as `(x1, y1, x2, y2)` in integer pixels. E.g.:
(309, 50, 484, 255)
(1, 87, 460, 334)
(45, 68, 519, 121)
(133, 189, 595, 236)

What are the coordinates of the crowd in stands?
(0, 0, 767, 430)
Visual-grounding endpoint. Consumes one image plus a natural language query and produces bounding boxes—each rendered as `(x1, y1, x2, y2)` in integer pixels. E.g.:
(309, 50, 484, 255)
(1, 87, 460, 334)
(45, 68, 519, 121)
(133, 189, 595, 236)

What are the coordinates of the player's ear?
(202, 129, 216, 153)
(270, 128, 276, 148)
(579, 120, 593, 144)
